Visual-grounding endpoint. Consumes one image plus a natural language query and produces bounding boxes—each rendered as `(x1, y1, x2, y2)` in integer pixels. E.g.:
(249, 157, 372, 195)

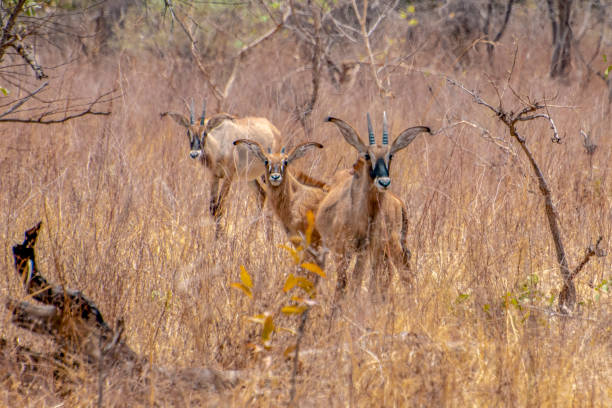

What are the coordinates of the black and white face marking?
(326, 112, 430, 192)
(364, 150, 393, 191)
(266, 156, 289, 186)
(188, 128, 203, 159)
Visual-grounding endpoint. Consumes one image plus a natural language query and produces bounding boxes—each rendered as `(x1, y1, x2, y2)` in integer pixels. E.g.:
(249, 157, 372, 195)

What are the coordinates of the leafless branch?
(165, 0, 289, 109)
(0, 81, 48, 118)
(516, 113, 560, 143)
(222, 10, 289, 103)
(327, 15, 360, 42)
(0, 90, 115, 124)
(351, 0, 389, 97)
(367, 0, 399, 37)
(447, 77, 605, 314)
(571, 237, 606, 281)
(580, 129, 597, 155)
(453, 119, 515, 155)
(446, 78, 500, 115)
(12, 41, 47, 79)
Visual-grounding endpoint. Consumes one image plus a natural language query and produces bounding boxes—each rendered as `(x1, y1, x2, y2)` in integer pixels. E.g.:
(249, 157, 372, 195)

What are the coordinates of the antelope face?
(362, 145, 394, 191)
(187, 127, 205, 159)
(233, 140, 324, 188)
(161, 99, 208, 160)
(264, 151, 289, 187)
(326, 113, 431, 192)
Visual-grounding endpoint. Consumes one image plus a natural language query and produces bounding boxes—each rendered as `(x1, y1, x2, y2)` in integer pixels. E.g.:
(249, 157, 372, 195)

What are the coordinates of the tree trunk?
(548, 0, 573, 78)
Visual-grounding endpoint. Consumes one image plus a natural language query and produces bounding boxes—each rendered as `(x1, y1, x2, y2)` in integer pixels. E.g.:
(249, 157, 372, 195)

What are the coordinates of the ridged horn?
(367, 113, 375, 145)
(189, 98, 195, 125)
(200, 99, 206, 126)
(382, 111, 389, 145)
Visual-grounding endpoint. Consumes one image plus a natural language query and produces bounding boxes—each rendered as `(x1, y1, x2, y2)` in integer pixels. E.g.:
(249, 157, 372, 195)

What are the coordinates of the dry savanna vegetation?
(1, 0, 611, 406)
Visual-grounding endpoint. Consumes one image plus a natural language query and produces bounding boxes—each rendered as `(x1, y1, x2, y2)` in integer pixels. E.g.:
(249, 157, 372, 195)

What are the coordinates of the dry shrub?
(1, 2, 610, 406)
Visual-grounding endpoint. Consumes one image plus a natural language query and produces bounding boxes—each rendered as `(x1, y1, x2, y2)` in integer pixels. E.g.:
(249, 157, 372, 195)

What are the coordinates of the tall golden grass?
(1, 5, 610, 406)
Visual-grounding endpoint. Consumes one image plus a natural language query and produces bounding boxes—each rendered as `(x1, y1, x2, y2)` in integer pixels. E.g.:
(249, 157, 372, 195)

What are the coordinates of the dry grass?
(1, 6, 611, 407)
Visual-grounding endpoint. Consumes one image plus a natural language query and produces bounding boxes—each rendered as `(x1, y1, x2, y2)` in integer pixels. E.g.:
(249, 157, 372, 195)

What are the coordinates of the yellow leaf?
(284, 345, 296, 357)
(261, 315, 274, 345)
(408, 18, 418, 26)
(246, 314, 267, 324)
(407, 4, 415, 13)
(240, 265, 253, 288)
(291, 296, 317, 306)
(278, 244, 300, 264)
(283, 273, 298, 292)
(305, 210, 315, 245)
(281, 305, 308, 315)
(295, 276, 314, 293)
(277, 326, 297, 335)
(230, 282, 252, 298)
(289, 235, 302, 246)
(301, 262, 326, 278)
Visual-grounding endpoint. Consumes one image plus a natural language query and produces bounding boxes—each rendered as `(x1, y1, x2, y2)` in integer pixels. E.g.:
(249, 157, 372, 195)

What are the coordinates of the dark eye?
(283, 160, 288, 166)
(264, 160, 269, 166)
(364, 154, 370, 161)
(389, 154, 393, 160)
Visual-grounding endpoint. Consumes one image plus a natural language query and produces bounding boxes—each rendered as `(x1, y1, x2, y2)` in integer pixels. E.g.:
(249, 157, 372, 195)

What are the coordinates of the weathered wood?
(10, 222, 139, 366)
(5, 222, 242, 396)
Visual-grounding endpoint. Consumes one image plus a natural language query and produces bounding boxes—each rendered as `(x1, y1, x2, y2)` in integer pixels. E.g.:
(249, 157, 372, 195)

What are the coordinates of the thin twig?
(571, 237, 605, 281)
(0, 81, 48, 118)
(351, 0, 388, 97)
(516, 113, 560, 143)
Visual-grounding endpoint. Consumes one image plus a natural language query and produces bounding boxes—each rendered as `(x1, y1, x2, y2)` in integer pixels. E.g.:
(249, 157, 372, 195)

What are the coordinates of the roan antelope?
(316, 112, 431, 300)
(161, 100, 280, 237)
(232, 139, 327, 248)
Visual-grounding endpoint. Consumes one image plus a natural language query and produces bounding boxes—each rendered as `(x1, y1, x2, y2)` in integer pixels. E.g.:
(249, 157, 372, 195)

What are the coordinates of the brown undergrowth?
(1, 5, 611, 406)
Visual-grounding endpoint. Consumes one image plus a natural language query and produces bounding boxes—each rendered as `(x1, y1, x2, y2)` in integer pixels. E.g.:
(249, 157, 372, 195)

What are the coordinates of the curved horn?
(189, 98, 195, 125)
(382, 111, 389, 145)
(200, 99, 206, 126)
(367, 113, 375, 145)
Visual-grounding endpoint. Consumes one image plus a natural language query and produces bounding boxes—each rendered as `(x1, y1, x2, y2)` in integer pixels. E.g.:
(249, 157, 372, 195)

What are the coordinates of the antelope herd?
(163, 101, 431, 301)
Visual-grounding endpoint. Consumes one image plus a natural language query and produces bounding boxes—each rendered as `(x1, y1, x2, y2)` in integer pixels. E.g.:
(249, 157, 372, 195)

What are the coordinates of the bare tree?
(448, 76, 606, 314)
(0, 0, 114, 123)
(162, 0, 290, 111)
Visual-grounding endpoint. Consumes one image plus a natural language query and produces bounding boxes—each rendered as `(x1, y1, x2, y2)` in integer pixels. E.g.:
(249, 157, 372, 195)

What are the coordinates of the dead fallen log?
(4, 221, 241, 400)
(8, 221, 140, 368)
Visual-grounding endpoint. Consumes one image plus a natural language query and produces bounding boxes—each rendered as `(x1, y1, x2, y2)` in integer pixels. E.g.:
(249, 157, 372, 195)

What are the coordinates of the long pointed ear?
(233, 139, 268, 163)
(205, 113, 235, 133)
(326, 117, 367, 154)
(390, 126, 431, 155)
(160, 112, 191, 128)
(287, 142, 323, 164)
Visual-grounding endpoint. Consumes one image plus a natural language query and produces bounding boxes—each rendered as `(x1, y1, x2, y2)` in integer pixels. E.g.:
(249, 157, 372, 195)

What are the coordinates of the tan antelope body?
(316, 113, 430, 299)
(162, 101, 280, 236)
(233, 139, 327, 247)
